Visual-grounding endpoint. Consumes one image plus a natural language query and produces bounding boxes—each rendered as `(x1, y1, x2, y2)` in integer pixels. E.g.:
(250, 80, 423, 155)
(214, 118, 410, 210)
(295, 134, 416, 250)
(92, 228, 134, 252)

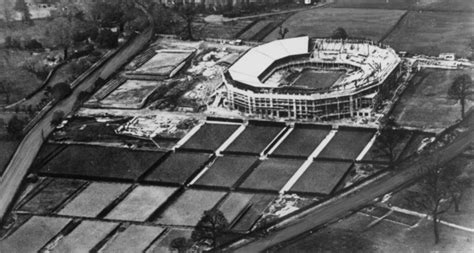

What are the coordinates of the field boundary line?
(172, 123, 204, 149)
(216, 124, 247, 155)
(267, 127, 294, 155)
(378, 10, 409, 43)
(356, 132, 378, 161)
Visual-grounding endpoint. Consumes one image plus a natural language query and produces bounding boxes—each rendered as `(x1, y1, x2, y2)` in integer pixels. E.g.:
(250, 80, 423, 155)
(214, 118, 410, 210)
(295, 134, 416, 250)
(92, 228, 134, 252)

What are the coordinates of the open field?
(0, 216, 71, 253)
(239, 158, 304, 191)
(238, 20, 274, 41)
(106, 186, 177, 222)
(264, 8, 406, 42)
(59, 182, 130, 218)
(144, 152, 211, 184)
(146, 228, 192, 253)
(232, 193, 277, 232)
(195, 155, 257, 187)
(157, 189, 226, 226)
(181, 123, 240, 151)
(39, 145, 164, 181)
(18, 178, 86, 214)
(0, 139, 20, 175)
(272, 125, 331, 157)
(383, 11, 474, 58)
(332, 0, 474, 12)
(225, 124, 284, 154)
(290, 161, 352, 195)
(392, 68, 474, 129)
(101, 225, 164, 253)
(99, 80, 165, 109)
(292, 70, 345, 90)
(50, 220, 118, 252)
(318, 128, 375, 160)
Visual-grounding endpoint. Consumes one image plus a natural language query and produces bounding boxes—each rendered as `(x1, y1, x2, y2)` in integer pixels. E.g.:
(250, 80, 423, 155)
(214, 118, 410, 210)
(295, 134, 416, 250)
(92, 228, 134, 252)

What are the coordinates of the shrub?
(51, 82, 72, 101)
(50, 110, 65, 126)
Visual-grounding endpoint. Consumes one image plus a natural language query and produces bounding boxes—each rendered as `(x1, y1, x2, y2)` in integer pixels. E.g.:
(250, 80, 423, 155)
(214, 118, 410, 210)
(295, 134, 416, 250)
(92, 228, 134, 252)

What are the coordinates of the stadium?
(223, 36, 402, 120)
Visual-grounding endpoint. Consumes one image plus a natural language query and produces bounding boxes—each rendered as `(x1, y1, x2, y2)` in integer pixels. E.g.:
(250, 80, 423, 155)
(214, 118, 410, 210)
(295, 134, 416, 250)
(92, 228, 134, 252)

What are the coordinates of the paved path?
(0, 28, 153, 223)
(220, 112, 474, 252)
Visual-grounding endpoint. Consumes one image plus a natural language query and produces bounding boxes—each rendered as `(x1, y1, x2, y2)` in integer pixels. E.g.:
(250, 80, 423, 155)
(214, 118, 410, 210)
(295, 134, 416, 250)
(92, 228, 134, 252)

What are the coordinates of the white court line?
(266, 127, 294, 155)
(172, 122, 204, 150)
(187, 158, 216, 186)
(279, 129, 338, 193)
(260, 126, 290, 158)
(356, 132, 378, 161)
(215, 123, 247, 155)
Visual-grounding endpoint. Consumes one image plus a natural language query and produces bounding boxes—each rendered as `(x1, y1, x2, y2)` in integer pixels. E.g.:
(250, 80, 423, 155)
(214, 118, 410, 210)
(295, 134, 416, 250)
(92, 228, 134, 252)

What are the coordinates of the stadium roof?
(228, 36, 310, 87)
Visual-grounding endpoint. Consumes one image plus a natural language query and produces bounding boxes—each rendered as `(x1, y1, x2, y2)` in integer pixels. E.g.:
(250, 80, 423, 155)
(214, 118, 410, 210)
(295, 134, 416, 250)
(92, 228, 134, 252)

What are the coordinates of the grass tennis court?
(59, 182, 130, 218)
(144, 152, 211, 184)
(39, 145, 164, 181)
(181, 123, 240, 151)
(218, 192, 255, 224)
(106, 186, 177, 222)
(146, 228, 193, 253)
(231, 193, 277, 232)
(18, 178, 86, 214)
(51, 220, 118, 252)
(239, 158, 304, 191)
(290, 161, 353, 195)
(225, 124, 284, 155)
(362, 130, 412, 162)
(0, 216, 71, 253)
(264, 8, 406, 42)
(292, 70, 345, 90)
(272, 125, 331, 157)
(318, 128, 375, 160)
(157, 189, 226, 226)
(195, 155, 257, 187)
(101, 225, 164, 253)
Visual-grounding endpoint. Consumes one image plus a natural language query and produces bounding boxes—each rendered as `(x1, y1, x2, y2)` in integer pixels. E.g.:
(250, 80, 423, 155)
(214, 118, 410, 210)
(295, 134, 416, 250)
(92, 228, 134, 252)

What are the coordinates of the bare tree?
(374, 117, 402, 169)
(407, 165, 452, 244)
(174, 4, 198, 40)
(448, 74, 472, 119)
(442, 161, 471, 212)
(278, 26, 289, 39)
(0, 80, 14, 105)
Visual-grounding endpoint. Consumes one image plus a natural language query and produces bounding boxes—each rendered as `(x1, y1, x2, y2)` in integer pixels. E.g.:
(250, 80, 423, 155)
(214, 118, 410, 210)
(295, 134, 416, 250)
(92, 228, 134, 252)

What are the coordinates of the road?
(221, 112, 474, 252)
(0, 27, 153, 223)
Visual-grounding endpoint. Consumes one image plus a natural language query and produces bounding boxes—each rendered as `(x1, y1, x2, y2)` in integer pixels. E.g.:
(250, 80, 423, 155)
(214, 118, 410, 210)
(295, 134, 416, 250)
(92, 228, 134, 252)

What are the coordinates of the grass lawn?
(195, 155, 257, 187)
(58, 182, 130, 218)
(239, 158, 304, 191)
(106, 186, 177, 222)
(99, 80, 165, 109)
(101, 225, 164, 253)
(0, 216, 71, 253)
(392, 68, 474, 130)
(318, 128, 375, 160)
(18, 178, 87, 214)
(218, 192, 255, 224)
(238, 20, 274, 41)
(232, 193, 277, 232)
(51, 220, 118, 253)
(272, 125, 331, 158)
(264, 8, 406, 42)
(39, 145, 164, 181)
(181, 123, 240, 151)
(157, 189, 226, 226)
(225, 124, 284, 155)
(331, 0, 474, 11)
(144, 152, 212, 184)
(292, 70, 345, 90)
(0, 64, 42, 105)
(383, 11, 473, 58)
(290, 160, 353, 195)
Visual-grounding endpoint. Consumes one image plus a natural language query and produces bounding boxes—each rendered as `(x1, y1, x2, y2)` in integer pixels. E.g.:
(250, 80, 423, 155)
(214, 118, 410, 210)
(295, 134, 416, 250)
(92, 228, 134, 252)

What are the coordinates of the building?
(223, 36, 402, 120)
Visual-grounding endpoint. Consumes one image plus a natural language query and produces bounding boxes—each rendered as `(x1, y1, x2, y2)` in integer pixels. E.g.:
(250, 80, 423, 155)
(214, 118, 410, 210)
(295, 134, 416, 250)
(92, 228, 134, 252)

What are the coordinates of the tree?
(191, 209, 229, 248)
(95, 29, 119, 48)
(374, 117, 402, 169)
(3, 0, 14, 27)
(174, 5, 198, 40)
(45, 17, 74, 59)
(331, 27, 348, 40)
(51, 110, 65, 126)
(278, 26, 289, 39)
(169, 237, 192, 253)
(14, 0, 32, 24)
(407, 165, 452, 244)
(448, 74, 472, 119)
(442, 160, 471, 212)
(51, 82, 72, 101)
(0, 80, 14, 105)
(7, 115, 26, 138)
